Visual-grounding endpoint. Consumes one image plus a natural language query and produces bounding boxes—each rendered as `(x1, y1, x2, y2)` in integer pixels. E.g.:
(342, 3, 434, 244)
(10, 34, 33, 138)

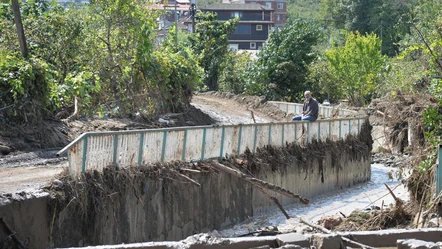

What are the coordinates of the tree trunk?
(11, 0, 28, 59)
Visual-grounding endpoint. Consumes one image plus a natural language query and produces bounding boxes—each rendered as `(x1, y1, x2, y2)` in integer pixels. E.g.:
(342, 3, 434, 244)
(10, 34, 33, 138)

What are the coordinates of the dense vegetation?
(1, 0, 442, 131)
(0, 0, 202, 124)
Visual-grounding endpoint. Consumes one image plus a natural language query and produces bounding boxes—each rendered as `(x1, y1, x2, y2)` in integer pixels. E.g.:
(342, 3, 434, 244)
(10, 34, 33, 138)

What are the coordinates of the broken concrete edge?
(313, 228, 442, 248)
(54, 228, 442, 249)
(0, 189, 49, 206)
(397, 239, 442, 249)
(54, 236, 280, 249)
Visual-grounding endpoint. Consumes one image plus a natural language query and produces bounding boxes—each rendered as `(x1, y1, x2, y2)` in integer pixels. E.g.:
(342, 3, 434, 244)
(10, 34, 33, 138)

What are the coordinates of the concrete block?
(311, 234, 342, 249)
(276, 233, 310, 248)
(397, 239, 439, 249)
(337, 228, 442, 247)
(278, 245, 303, 249)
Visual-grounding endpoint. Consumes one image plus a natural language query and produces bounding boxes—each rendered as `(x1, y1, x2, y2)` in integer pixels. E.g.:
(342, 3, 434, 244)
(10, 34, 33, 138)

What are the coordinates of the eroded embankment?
(0, 122, 372, 249)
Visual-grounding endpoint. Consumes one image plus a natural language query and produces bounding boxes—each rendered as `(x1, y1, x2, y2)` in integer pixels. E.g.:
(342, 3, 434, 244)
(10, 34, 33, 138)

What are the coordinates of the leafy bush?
(219, 51, 253, 94)
(0, 50, 50, 123)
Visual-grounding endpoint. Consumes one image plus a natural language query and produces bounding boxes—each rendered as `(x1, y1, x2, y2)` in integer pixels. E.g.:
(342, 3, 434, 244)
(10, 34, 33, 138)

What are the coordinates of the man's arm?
(310, 100, 319, 117)
(302, 102, 308, 115)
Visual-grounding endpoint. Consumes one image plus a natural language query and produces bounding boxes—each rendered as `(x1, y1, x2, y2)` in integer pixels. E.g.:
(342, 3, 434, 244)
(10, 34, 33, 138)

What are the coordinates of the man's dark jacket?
(302, 98, 319, 121)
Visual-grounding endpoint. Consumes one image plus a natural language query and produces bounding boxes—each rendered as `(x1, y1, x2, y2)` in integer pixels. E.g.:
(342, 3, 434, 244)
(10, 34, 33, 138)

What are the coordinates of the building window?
(277, 2, 283, 9)
(256, 25, 263, 31)
(231, 11, 242, 18)
(233, 24, 251, 34)
(250, 42, 256, 49)
(230, 44, 239, 51)
(277, 14, 282, 21)
(265, 2, 271, 8)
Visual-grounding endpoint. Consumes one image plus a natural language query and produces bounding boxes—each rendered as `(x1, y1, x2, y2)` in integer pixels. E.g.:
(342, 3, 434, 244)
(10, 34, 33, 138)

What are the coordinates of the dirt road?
(0, 150, 67, 194)
(191, 94, 282, 124)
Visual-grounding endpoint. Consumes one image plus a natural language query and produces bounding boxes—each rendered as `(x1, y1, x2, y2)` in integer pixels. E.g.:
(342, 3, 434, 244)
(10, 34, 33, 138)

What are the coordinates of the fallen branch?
(341, 237, 375, 249)
(256, 186, 290, 219)
(66, 97, 79, 122)
(179, 168, 202, 173)
(173, 170, 201, 187)
(384, 184, 402, 205)
(300, 217, 375, 249)
(211, 161, 309, 204)
(300, 217, 331, 233)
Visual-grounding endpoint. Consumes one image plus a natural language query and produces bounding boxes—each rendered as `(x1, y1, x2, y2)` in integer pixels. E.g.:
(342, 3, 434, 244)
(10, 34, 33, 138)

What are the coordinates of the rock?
(0, 144, 12, 155)
(427, 218, 441, 228)
(312, 234, 342, 249)
(53, 179, 64, 189)
(276, 233, 310, 248)
(318, 214, 343, 229)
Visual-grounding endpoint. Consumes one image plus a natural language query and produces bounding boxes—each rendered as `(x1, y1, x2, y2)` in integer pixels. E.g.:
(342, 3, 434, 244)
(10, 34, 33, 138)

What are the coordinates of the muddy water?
(217, 164, 408, 237)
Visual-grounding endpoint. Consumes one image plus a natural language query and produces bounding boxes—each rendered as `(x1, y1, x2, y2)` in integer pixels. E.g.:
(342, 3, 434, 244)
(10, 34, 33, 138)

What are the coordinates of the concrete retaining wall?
(0, 124, 371, 249)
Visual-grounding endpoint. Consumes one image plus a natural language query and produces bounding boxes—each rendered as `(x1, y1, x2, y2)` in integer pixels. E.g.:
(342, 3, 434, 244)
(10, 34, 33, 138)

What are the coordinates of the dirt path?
(0, 166, 65, 194)
(0, 150, 67, 194)
(191, 94, 281, 124)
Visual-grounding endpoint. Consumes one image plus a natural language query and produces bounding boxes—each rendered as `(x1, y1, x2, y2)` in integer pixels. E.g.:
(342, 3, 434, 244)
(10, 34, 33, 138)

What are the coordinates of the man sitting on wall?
(292, 91, 319, 122)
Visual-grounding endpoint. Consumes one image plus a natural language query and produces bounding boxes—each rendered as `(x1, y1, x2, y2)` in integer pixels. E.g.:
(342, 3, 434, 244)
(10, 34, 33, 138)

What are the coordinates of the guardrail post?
(339, 120, 342, 139)
(437, 144, 442, 195)
(201, 128, 207, 160)
(113, 134, 118, 166)
(161, 131, 167, 162)
(237, 126, 243, 155)
(281, 124, 285, 148)
(348, 120, 351, 135)
(82, 135, 88, 173)
(253, 125, 258, 152)
(328, 120, 331, 139)
(219, 126, 225, 158)
(318, 122, 321, 141)
(182, 129, 188, 161)
(138, 133, 145, 165)
(268, 124, 272, 145)
(306, 122, 309, 143)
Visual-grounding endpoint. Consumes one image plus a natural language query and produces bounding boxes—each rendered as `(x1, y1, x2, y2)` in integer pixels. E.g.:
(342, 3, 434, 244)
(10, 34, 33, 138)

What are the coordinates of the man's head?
(304, 91, 312, 100)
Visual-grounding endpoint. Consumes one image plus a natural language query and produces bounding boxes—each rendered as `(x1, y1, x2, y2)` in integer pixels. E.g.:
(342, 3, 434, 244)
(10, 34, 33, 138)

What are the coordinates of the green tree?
(251, 18, 321, 101)
(321, 0, 412, 56)
(325, 32, 387, 105)
(307, 59, 342, 103)
(219, 51, 253, 94)
(189, 12, 238, 91)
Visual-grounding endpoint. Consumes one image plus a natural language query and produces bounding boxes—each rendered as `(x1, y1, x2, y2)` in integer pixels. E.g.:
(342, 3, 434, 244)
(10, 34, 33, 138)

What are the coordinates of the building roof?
(201, 3, 273, 11)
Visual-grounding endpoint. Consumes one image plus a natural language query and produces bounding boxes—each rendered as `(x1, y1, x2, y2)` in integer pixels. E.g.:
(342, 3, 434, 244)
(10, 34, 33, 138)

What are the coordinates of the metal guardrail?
(57, 118, 367, 176)
(268, 101, 358, 118)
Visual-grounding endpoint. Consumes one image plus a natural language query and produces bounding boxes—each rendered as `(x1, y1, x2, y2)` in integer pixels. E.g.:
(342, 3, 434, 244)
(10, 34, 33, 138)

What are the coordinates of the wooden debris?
(256, 186, 290, 219)
(211, 160, 309, 205)
(172, 170, 201, 187)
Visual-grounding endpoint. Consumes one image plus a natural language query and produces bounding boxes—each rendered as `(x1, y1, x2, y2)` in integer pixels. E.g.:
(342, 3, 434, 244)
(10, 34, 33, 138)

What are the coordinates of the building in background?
(200, 3, 274, 50)
(244, 0, 286, 27)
